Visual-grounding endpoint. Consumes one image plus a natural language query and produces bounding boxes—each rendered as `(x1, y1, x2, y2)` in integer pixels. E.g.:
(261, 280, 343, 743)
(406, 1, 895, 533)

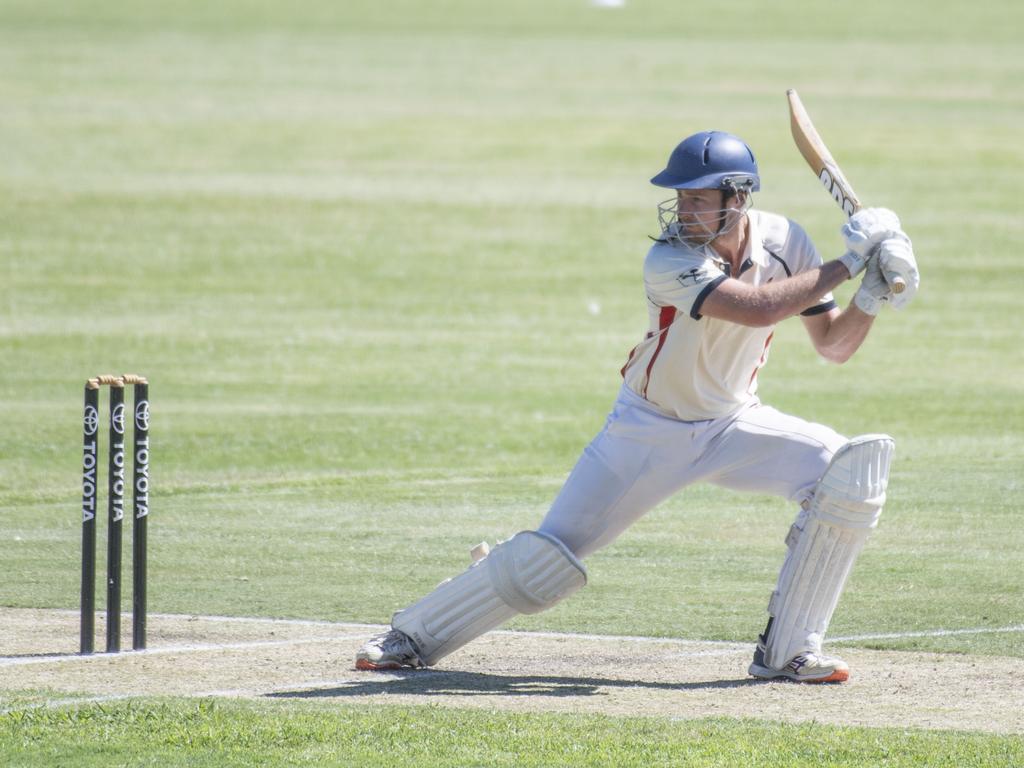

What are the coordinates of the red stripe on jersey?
(748, 332, 774, 391)
(641, 306, 677, 398)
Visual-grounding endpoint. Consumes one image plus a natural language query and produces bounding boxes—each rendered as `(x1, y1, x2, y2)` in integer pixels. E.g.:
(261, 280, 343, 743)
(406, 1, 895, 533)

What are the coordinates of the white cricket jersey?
(621, 209, 836, 421)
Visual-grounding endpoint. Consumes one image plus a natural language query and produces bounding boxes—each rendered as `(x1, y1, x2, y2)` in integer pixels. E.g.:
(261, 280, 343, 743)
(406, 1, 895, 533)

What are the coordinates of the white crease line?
(0, 641, 744, 670)
(148, 613, 385, 630)
(832, 625, 1024, 643)
(0, 633, 371, 667)
(48, 609, 386, 630)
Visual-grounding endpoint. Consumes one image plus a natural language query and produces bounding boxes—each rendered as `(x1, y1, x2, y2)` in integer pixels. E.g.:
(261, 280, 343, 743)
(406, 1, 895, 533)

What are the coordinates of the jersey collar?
(744, 211, 770, 269)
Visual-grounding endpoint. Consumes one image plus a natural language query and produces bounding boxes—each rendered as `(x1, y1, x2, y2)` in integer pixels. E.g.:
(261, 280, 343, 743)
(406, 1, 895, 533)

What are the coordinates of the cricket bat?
(786, 88, 906, 294)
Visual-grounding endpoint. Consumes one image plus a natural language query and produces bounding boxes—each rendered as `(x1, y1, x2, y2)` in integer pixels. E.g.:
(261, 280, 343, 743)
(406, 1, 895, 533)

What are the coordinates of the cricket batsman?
(356, 131, 920, 682)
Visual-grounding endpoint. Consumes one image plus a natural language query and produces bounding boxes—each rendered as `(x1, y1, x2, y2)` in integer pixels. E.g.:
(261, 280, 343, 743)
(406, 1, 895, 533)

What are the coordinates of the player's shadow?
(266, 670, 766, 700)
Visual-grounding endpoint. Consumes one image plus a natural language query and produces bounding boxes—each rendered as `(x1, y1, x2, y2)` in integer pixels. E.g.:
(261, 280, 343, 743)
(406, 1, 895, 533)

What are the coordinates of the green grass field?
(1, 0, 1022, 764)
(4, 700, 1023, 768)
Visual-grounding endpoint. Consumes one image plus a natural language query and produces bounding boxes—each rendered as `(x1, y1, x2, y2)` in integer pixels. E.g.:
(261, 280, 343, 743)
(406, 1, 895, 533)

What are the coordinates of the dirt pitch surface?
(2, 608, 1021, 734)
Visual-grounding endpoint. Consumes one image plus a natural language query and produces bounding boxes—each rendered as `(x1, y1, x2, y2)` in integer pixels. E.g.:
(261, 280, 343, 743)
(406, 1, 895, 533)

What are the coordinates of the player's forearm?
(702, 260, 851, 327)
(760, 260, 851, 323)
(811, 302, 875, 363)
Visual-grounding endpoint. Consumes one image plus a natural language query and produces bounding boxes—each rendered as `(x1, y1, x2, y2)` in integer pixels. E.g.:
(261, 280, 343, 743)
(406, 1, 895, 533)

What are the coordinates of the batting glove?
(877, 234, 919, 310)
(853, 257, 891, 316)
(839, 207, 903, 278)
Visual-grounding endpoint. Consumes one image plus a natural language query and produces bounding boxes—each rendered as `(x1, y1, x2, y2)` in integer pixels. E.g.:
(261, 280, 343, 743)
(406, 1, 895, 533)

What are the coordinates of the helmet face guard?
(656, 192, 752, 248)
(651, 131, 759, 247)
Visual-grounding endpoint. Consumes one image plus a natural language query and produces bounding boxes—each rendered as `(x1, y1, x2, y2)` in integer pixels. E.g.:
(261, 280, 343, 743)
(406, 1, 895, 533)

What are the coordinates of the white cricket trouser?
(539, 384, 846, 559)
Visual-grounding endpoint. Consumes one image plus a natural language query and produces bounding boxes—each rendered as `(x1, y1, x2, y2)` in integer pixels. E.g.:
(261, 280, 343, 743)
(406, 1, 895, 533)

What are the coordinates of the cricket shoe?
(748, 640, 849, 683)
(748, 651, 849, 683)
(355, 629, 425, 671)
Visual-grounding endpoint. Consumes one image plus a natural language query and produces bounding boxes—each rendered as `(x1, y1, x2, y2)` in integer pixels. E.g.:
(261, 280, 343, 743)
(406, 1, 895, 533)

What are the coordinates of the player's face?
(675, 189, 729, 236)
(657, 186, 750, 249)
(676, 188, 727, 215)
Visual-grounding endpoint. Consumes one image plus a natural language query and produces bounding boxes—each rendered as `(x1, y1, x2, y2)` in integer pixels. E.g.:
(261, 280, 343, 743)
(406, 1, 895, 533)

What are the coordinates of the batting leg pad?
(764, 434, 894, 669)
(391, 530, 587, 666)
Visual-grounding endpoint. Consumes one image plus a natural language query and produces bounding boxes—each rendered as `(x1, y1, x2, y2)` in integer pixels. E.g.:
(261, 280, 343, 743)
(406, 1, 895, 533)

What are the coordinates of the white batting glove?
(839, 207, 902, 278)
(853, 257, 891, 316)
(877, 234, 919, 310)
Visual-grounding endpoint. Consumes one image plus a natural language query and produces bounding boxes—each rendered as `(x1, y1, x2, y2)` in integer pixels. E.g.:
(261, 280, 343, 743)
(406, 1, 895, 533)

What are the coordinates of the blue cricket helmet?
(651, 131, 760, 192)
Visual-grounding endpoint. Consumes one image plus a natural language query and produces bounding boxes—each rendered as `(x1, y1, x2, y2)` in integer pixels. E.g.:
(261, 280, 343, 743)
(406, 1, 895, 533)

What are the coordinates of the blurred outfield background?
(2, 1, 1023, 764)
(1, 0, 1021, 671)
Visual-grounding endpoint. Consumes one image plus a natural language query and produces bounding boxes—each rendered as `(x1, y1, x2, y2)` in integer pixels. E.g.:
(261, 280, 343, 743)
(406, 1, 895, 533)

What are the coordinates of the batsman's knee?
(392, 530, 586, 666)
(485, 530, 587, 614)
(811, 434, 895, 526)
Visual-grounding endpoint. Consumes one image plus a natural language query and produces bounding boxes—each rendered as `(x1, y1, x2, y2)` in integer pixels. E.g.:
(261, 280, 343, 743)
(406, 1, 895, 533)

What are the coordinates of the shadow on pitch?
(265, 670, 767, 700)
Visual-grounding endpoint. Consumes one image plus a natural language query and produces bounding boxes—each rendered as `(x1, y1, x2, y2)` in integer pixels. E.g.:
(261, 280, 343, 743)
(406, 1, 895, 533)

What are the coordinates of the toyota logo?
(135, 400, 150, 431)
(83, 405, 99, 436)
(112, 403, 126, 435)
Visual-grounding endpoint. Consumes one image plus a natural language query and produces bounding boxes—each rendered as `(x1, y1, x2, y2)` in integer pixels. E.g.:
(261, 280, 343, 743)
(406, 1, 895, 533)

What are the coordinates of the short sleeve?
(644, 245, 727, 321)
(787, 221, 838, 316)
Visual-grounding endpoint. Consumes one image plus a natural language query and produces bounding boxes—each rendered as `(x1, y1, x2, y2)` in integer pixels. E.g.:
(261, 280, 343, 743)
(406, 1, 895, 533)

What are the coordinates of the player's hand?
(839, 208, 902, 278)
(877, 234, 919, 310)
(853, 256, 891, 316)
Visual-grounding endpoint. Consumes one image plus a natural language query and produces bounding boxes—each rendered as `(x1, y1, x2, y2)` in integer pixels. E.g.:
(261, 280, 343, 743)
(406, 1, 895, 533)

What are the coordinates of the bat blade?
(786, 89, 905, 294)
(787, 89, 861, 218)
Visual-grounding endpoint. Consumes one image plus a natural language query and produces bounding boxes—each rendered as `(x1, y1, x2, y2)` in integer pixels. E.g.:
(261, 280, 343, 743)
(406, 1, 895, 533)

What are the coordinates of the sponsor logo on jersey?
(677, 268, 709, 287)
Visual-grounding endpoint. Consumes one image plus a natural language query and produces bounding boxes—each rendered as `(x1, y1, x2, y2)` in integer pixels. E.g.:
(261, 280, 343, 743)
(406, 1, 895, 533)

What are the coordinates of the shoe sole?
(748, 662, 849, 684)
(355, 658, 423, 672)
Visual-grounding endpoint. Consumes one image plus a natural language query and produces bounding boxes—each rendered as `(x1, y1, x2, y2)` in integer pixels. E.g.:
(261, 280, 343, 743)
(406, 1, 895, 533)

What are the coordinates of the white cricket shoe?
(748, 647, 850, 683)
(355, 629, 425, 671)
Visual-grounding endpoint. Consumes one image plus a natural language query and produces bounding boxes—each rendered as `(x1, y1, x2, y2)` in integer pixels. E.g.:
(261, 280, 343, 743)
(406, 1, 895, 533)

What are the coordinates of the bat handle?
(886, 272, 907, 294)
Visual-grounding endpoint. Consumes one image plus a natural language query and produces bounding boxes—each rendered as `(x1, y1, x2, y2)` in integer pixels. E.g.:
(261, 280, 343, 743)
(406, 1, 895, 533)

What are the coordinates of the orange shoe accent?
(355, 658, 402, 671)
(808, 668, 849, 684)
